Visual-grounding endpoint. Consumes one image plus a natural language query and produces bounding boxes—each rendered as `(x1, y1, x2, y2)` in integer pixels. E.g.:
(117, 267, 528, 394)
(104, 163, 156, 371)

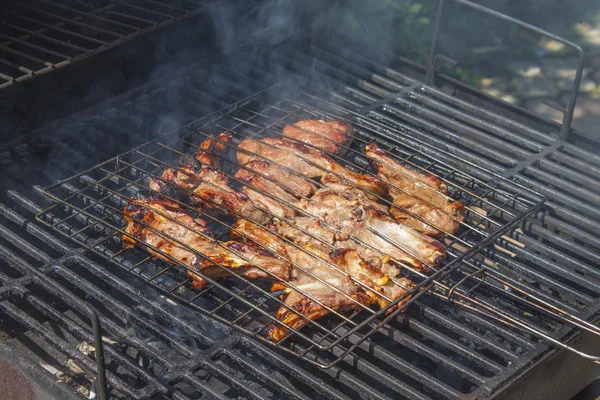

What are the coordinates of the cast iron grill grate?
(0, 35, 597, 397)
(36, 85, 544, 367)
(0, 0, 211, 89)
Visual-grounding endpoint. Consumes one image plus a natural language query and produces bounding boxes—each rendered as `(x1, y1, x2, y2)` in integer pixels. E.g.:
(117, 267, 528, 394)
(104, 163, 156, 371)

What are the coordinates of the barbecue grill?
(1, 0, 600, 399)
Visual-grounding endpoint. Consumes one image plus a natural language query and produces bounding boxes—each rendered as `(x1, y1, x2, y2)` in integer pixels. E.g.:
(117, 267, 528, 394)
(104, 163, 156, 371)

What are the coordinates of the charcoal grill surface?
(1, 1, 600, 399)
(0, 42, 596, 397)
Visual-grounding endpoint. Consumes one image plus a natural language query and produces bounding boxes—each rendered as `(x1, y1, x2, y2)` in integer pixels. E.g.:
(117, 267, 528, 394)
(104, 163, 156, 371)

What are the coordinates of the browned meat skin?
(299, 183, 446, 269)
(231, 219, 378, 342)
(230, 219, 290, 259)
(273, 217, 335, 254)
(237, 137, 385, 196)
(268, 245, 371, 342)
(122, 194, 290, 289)
(195, 131, 232, 169)
(151, 160, 272, 224)
(268, 246, 418, 342)
(237, 160, 316, 198)
(282, 119, 353, 155)
(365, 142, 464, 236)
(235, 165, 298, 219)
(300, 181, 388, 240)
(330, 249, 416, 310)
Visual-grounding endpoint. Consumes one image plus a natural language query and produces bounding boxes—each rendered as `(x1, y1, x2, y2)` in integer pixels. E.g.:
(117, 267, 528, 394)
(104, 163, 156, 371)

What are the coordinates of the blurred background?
(340, 0, 600, 139)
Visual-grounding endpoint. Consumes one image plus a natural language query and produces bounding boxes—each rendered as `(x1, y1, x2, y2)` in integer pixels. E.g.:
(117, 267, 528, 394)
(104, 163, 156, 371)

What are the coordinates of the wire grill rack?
(0, 0, 209, 90)
(37, 86, 544, 367)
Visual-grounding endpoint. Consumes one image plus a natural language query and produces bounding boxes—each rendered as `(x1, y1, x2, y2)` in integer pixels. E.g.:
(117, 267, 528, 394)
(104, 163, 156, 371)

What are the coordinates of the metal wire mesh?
(0, 0, 208, 89)
(36, 86, 544, 367)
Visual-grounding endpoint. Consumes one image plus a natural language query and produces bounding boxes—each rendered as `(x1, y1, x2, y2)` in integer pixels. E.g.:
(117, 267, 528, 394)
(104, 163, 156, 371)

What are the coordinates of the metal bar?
(111, 1, 176, 19)
(0, 58, 32, 74)
(427, 0, 583, 140)
(84, 304, 108, 400)
(2, 21, 92, 52)
(29, 2, 141, 32)
(21, 5, 125, 38)
(0, 32, 70, 60)
(3, 11, 107, 45)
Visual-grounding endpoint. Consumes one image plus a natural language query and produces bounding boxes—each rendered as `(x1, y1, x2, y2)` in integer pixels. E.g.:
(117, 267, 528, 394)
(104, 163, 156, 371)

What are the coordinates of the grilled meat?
(268, 246, 417, 342)
(130, 125, 448, 344)
(330, 249, 416, 310)
(268, 245, 371, 342)
(237, 137, 385, 196)
(282, 119, 353, 155)
(273, 217, 335, 253)
(195, 131, 231, 169)
(122, 193, 290, 289)
(237, 160, 317, 198)
(235, 164, 298, 219)
(231, 219, 290, 259)
(365, 142, 464, 236)
(151, 143, 272, 224)
(299, 183, 445, 269)
(232, 219, 394, 342)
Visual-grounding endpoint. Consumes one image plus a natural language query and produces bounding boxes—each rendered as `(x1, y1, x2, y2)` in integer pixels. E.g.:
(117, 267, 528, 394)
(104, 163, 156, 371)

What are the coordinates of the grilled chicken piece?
(330, 249, 416, 310)
(268, 245, 371, 342)
(365, 142, 464, 236)
(238, 160, 317, 198)
(231, 219, 290, 259)
(151, 153, 272, 224)
(235, 164, 298, 219)
(300, 183, 446, 269)
(237, 137, 385, 196)
(122, 193, 289, 289)
(232, 219, 393, 342)
(151, 162, 271, 224)
(274, 217, 335, 253)
(195, 131, 231, 169)
(282, 119, 353, 155)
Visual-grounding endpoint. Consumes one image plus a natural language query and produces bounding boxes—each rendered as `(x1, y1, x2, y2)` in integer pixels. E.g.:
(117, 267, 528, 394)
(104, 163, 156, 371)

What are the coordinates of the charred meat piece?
(237, 137, 385, 196)
(152, 159, 272, 225)
(232, 219, 377, 342)
(235, 164, 299, 219)
(300, 183, 446, 269)
(282, 119, 353, 155)
(238, 160, 317, 198)
(330, 249, 416, 310)
(268, 245, 371, 342)
(195, 131, 232, 169)
(122, 193, 290, 289)
(366, 142, 464, 236)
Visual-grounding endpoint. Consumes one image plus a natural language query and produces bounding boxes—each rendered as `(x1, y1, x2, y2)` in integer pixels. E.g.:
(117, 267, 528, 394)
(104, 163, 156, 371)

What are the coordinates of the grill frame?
(35, 83, 545, 368)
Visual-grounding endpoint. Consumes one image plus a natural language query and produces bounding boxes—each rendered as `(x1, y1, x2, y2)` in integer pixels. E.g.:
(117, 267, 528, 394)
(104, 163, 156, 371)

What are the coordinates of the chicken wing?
(365, 142, 464, 236)
(122, 193, 290, 289)
(237, 137, 385, 196)
(282, 119, 353, 155)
